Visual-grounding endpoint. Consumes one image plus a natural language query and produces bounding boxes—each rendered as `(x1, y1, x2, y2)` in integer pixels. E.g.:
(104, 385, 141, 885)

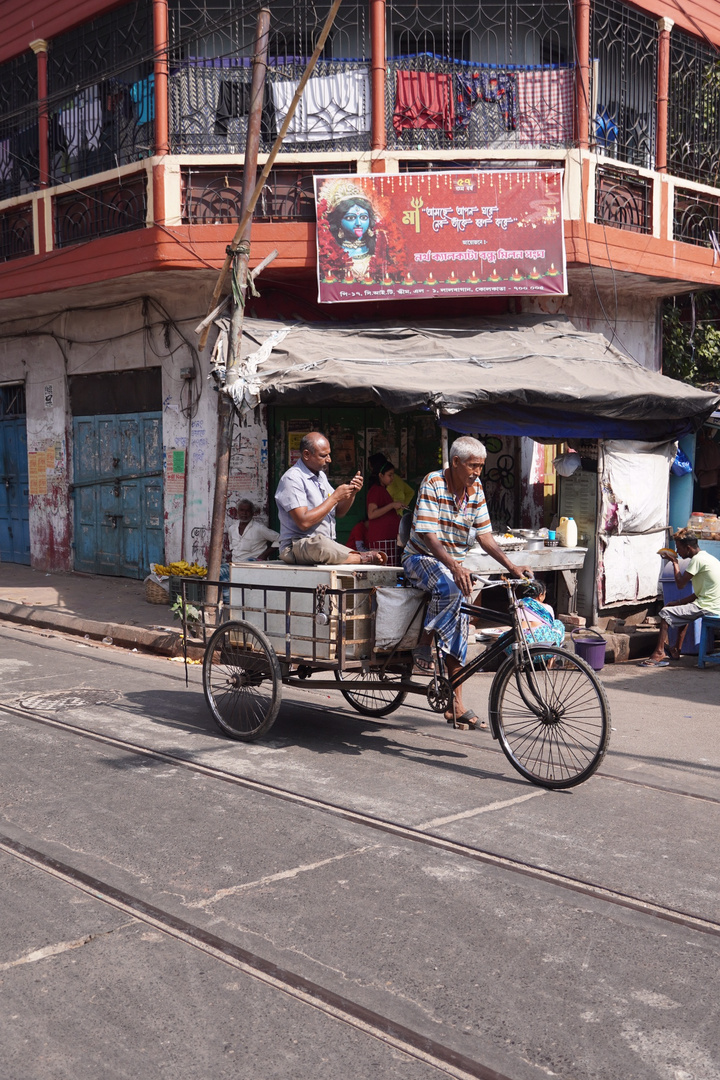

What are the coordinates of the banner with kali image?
(314, 169, 566, 304)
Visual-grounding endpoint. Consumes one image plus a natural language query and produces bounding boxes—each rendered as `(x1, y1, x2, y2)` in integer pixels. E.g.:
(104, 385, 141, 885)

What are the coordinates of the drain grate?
(19, 689, 119, 712)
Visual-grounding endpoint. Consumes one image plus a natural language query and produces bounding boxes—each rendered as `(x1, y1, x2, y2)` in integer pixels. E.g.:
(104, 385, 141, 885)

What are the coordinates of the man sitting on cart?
(275, 432, 388, 566)
(403, 435, 529, 729)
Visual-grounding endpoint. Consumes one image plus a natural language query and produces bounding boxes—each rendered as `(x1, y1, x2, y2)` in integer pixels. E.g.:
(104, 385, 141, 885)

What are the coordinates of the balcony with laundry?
(0, 0, 718, 295)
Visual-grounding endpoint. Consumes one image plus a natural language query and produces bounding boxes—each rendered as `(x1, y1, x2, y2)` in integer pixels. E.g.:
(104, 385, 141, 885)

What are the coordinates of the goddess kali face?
(340, 204, 371, 239)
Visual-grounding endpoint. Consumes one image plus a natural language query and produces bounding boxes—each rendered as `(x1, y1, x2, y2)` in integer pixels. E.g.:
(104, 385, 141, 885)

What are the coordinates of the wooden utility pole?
(206, 7, 270, 605)
(202, 0, 344, 607)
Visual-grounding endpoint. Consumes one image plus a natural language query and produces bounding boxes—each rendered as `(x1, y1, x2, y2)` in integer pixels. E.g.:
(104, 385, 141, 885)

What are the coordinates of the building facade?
(0, 0, 719, 575)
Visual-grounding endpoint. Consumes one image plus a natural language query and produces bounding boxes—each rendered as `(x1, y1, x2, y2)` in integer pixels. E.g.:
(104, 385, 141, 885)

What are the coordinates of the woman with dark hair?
(327, 196, 377, 258)
(366, 456, 408, 559)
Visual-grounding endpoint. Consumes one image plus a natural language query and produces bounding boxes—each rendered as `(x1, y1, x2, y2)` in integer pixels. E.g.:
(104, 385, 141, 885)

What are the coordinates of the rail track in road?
(3, 699, 719, 942)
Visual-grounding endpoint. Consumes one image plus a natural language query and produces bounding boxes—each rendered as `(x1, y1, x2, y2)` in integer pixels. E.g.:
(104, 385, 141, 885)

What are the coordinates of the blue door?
(0, 387, 30, 565)
(72, 412, 164, 578)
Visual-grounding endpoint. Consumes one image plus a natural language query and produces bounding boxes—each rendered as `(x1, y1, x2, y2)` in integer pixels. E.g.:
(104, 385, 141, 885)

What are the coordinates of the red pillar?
(153, 0, 169, 225)
(30, 39, 50, 187)
(575, 0, 590, 150)
(370, 0, 387, 172)
(656, 17, 674, 173)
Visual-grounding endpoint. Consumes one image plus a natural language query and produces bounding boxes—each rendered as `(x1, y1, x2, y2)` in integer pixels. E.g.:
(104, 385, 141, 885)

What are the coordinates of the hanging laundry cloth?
(0, 139, 12, 183)
(516, 67, 574, 145)
(271, 70, 371, 143)
(393, 70, 454, 134)
(11, 126, 39, 182)
(455, 70, 517, 131)
(60, 86, 103, 159)
(131, 75, 155, 126)
(214, 80, 276, 142)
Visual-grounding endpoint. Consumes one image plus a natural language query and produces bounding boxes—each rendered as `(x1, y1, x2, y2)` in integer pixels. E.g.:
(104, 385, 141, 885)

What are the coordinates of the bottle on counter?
(557, 516, 578, 547)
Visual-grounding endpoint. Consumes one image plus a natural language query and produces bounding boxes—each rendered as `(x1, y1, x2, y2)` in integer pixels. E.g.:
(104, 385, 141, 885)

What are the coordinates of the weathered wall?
(0, 291, 271, 573)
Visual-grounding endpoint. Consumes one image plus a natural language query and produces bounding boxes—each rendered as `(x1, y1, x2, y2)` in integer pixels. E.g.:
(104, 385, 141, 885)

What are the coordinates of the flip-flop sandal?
(446, 709, 480, 730)
(413, 645, 435, 672)
(638, 658, 670, 667)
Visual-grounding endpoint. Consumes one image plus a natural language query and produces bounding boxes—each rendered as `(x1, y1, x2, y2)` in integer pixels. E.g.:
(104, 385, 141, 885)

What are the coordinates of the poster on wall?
(315, 169, 566, 304)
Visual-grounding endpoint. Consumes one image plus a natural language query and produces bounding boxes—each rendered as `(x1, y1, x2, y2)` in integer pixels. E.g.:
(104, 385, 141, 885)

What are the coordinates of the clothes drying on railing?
(270, 70, 370, 143)
(393, 70, 454, 135)
(130, 75, 155, 126)
(515, 67, 574, 145)
(59, 86, 103, 159)
(214, 80, 276, 142)
(455, 70, 517, 132)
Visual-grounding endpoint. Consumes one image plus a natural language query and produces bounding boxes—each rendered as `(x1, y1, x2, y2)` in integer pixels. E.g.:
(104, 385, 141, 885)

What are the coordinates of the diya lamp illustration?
(467, 269, 481, 284)
(324, 268, 337, 283)
(446, 269, 460, 284)
(344, 268, 355, 283)
(382, 270, 394, 285)
(488, 267, 502, 282)
(546, 262, 559, 276)
(425, 271, 437, 285)
(363, 269, 374, 284)
(510, 267, 524, 282)
(528, 266, 541, 280)
(403, 270, 415, 285)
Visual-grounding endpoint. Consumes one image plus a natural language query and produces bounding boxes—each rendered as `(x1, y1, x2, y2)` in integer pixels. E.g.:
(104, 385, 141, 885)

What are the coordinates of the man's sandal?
(412, 644, 435, 672)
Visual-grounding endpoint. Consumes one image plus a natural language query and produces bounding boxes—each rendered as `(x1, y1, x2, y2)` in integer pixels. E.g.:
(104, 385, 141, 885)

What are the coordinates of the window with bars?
(0, 51, 39, 200)
(668, 31, 720, 188)
(0, 384, 27, 418)
(590, 0, 657, 170)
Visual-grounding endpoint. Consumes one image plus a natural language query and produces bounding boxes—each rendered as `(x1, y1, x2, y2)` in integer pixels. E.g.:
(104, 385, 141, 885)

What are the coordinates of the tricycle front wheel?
(334, 667, 408, 717)
(203, 620, 281, 740)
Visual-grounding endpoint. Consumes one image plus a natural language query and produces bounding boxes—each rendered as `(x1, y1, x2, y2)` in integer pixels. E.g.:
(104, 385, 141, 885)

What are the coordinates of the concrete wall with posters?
(0, 291, 270, 573)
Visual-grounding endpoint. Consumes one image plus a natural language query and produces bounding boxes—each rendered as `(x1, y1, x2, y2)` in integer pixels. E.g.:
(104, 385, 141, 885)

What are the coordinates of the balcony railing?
(673, 186, 720, 248)
(668, 32, 720, 188)
(595, 164, 652, 234)
(54, 172, 147, 248)
(0, 204, 34, 262)
(181, 164, 353, 223)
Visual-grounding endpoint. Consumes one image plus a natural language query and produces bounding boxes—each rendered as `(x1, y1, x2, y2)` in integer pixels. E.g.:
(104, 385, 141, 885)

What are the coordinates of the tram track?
(3, 698, 720, 941)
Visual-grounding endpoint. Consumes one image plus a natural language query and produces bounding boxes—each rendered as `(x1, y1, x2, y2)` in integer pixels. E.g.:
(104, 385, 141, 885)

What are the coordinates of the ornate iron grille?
(385, 0, 574, 152)
(0, 204, 34, 262)
(595, 164, 651, 233)
(168, 0, 369, 154)
(0, 52, 39, 199)
(668, 32, 720, 188)
(673, 186, 720, 247)
(47, 1, 154, 184)
(54, 172, 147, 248)
(590, 0, 656, 169)
(181, 164, 353, 223)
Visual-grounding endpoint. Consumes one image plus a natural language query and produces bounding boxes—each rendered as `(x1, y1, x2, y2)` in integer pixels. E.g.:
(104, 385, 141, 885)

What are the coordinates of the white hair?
(448, 436, 487, 463)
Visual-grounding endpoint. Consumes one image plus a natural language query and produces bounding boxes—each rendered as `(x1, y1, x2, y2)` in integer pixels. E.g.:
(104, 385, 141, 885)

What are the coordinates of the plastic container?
(571, 628, 606, 670)
(557, 516, 578, 548)
(688, 512, 706, 534)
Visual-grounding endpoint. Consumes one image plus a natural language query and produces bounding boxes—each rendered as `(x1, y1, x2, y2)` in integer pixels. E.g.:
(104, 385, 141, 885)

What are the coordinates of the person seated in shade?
(642, 529, 720, 667)
(229, 499, 279, 562)
(275, 432, 387, 566)
(365, 456, 408, 555)
(368, 452, 414, 518)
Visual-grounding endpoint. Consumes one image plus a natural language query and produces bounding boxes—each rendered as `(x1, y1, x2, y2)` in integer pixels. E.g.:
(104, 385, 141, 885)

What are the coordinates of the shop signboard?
(314, 169, 566, 304)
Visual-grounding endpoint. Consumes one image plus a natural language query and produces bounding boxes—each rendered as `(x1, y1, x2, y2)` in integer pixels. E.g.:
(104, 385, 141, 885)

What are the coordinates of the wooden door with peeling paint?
(0, 385, 30, 565)
(72, 412, 164, 578)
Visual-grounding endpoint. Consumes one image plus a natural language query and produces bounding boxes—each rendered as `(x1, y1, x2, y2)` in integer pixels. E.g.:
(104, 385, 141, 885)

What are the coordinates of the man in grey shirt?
(275, 432, 387, 565)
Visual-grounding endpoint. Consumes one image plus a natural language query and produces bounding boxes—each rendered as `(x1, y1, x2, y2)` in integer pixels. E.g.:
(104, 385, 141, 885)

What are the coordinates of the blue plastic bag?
(671, 448, 693, 477)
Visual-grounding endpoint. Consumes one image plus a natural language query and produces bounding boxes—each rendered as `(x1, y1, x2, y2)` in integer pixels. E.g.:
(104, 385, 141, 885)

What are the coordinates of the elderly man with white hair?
(403, 435, 529, 729)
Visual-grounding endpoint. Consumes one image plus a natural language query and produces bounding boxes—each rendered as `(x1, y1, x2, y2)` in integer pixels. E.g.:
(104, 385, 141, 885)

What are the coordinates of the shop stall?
(228, 313, 719, 622)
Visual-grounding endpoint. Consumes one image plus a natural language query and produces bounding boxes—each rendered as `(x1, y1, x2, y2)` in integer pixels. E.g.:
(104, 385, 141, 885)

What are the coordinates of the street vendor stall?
(223, 313, 720, 621)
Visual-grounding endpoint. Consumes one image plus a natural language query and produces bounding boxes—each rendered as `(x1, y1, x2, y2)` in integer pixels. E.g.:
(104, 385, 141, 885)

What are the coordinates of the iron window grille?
(0, 384, 27, 418)
(47, 1, 154, 185)
(0, 52, 39, 199)
(385, 0, 574, 152)
(590, 0, 657, 170)
(0, 204, 34, 262)
(668, 31, 720, 188)
(595, 164, 652, 234)
(54, 172, 148, 248)
(673, 186, 720, 248)
(181, 164, 354, 223)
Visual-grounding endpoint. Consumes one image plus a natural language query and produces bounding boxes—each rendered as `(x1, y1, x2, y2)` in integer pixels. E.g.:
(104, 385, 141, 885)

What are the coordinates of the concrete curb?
(0, 600, 183, 656)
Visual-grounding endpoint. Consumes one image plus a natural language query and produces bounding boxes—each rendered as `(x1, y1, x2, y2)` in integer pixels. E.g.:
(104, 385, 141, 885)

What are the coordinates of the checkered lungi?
(402, 554, 468, 663)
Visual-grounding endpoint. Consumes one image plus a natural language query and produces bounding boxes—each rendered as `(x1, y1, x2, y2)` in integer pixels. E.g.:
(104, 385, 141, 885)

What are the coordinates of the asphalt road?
(1, 621, 719, 1080)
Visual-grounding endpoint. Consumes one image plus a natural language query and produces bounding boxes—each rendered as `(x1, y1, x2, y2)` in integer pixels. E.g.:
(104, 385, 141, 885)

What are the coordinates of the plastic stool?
(697, 616, 720, 668)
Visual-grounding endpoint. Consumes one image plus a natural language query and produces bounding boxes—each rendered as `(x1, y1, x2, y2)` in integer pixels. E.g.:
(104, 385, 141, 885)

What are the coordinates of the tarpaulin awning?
(238, 315, 720, 440)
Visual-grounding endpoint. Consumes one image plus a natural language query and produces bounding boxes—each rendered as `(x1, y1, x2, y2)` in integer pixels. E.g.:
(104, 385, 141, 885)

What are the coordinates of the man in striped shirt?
(403, 435, 529, 729)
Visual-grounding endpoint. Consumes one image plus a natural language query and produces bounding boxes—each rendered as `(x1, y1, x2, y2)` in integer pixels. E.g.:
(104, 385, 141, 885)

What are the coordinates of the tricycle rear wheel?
(334, 667, 408, 717)
(203, 620, 281, 740)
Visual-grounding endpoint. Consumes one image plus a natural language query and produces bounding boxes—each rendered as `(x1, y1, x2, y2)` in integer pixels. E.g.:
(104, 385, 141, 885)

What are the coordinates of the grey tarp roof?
(241, 315, 720, 440)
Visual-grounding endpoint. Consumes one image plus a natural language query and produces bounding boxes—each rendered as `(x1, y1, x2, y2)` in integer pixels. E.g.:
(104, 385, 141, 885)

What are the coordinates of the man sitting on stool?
(275, 432, 387, 566)
(643, 529, 720, 666)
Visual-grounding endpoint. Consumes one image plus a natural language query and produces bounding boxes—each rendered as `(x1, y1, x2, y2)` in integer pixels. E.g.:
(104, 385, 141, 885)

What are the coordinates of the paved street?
(0, 618, 719, 1080)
